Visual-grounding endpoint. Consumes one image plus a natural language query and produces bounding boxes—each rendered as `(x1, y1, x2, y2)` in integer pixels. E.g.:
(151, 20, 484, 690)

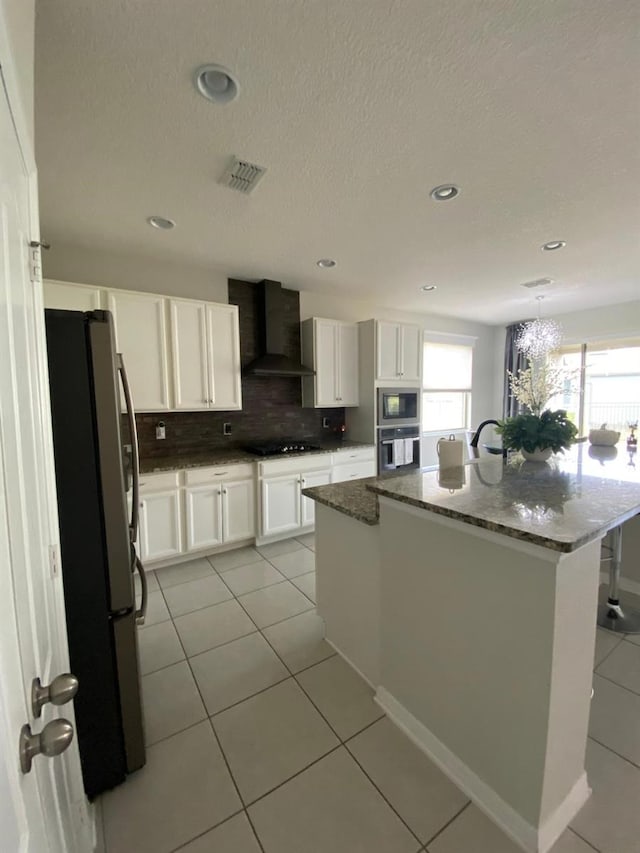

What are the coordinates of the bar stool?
(597, 525, 640, 634)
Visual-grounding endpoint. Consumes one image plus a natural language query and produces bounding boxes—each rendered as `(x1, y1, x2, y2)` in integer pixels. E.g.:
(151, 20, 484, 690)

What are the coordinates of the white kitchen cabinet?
(376, 321, 422, 382)
(332, 461, 376, 482)
(185, 484, 223, 551)
(170, 300, 209, 410)
(43, 279, 102, 311)
(139, 490, 183, 562)
(184, 465, 255, 550)
(222, 478, 255, 543)
(107, 290, 171, 411)
(261, 474, 301, 537)
(170, 299, 242, 411)
(300, 468, 332, 526)
(301, 318, 359, 407)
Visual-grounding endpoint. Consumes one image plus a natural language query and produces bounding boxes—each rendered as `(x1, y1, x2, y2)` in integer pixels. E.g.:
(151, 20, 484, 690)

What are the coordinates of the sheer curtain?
(503, 323, 530, 418)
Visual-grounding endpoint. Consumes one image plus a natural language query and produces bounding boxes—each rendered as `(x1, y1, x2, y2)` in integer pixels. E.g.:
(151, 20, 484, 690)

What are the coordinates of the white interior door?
(0, 72, 90, 853)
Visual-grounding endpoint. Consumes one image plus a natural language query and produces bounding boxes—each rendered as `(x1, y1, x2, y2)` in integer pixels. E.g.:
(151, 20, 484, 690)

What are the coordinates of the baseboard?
(375, 687, 590, 853)
(599, 571, 640, 597)
(324, 638, 377, 691)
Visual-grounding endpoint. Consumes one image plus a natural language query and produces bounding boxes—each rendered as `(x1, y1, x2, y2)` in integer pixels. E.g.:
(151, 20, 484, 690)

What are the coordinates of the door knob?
(32, 673, 79, 718)
(20, 718, 74, 774)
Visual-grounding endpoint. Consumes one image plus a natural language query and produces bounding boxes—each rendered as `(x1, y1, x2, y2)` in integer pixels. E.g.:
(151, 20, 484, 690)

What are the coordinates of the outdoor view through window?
(550, 341, 640, 440)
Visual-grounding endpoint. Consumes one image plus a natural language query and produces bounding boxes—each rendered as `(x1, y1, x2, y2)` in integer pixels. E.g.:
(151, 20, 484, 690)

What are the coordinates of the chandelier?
(515, 296, 562, 360)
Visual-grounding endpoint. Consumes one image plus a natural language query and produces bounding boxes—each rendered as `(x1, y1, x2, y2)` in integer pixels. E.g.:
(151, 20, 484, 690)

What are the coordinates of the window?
(423, 339, 473, 432)
(549, 339, 640, 438)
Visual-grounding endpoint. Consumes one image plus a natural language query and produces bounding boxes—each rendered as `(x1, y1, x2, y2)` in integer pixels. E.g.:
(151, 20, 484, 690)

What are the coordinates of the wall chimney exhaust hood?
(243, 280, 315, 377)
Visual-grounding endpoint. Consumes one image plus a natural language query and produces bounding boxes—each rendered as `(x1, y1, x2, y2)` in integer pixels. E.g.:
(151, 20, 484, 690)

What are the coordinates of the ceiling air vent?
(221, 157, 267, 194)
(520, 277, 553, 289)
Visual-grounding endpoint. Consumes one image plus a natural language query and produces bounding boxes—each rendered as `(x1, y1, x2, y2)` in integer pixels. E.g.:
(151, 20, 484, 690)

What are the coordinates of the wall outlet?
(322, 417, 330, 429)
(223, 422, 232, 436)
(156, 421, 166, 440)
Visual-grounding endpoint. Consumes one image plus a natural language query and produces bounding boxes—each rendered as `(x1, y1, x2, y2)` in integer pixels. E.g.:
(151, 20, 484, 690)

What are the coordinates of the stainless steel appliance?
(378, 425, 421, 472)
(45, 309, 147, 799)
(377, 387, 420, 426)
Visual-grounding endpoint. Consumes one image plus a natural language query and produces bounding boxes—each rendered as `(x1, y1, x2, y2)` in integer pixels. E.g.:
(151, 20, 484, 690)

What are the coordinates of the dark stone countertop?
(366, 445, 640, 553)
(139, 440, 374, 474)
(302, 477, 380, 526)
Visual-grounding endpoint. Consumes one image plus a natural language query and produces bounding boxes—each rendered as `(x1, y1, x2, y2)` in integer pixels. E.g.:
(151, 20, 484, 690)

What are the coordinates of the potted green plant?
(497, 360, 578, 461)
(496, 409, 577, 461)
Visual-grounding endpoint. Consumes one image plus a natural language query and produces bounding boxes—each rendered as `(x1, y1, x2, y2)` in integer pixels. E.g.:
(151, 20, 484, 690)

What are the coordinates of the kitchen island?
(303, 447, 640, 853)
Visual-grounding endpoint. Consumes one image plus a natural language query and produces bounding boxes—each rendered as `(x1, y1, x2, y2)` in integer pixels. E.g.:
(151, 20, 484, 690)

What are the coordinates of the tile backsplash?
(136, 279, 346, 459)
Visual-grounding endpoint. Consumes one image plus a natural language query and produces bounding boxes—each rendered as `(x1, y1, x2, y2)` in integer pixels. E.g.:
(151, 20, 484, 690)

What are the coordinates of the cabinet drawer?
(331, 447, 375, 466)
(139, 471, 180, 493)
(258, 453, 329, 477)
(332, 461, 376, 483)
(185, 463, 255, 485)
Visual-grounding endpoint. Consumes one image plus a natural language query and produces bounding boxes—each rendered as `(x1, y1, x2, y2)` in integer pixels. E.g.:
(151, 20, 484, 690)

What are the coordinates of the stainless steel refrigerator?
(45, 308, 147, 799)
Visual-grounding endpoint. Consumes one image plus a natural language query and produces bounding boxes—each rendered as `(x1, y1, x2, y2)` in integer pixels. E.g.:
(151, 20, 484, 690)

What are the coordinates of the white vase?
(521, 448, 553, 462)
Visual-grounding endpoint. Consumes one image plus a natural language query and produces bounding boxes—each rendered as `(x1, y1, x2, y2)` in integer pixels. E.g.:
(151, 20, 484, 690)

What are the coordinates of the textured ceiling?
(34, 0, 640, 324)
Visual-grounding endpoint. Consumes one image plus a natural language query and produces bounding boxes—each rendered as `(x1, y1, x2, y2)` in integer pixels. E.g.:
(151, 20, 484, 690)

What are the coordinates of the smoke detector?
(520, 277, 553, 289)
(221, 158, 267, 194)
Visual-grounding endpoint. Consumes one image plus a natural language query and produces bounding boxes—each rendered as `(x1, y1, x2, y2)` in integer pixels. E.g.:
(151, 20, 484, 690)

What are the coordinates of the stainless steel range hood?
(243, 280, 315, 377)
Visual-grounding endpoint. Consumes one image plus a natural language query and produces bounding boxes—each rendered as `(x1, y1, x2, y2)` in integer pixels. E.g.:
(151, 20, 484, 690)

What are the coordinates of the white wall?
(0, 0, 35, 142)
(43, 242, 228, 303)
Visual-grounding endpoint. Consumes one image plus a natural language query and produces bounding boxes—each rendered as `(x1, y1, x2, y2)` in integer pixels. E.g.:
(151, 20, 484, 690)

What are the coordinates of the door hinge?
(49, 544, 60, 577)
(28, 243, 42, 283)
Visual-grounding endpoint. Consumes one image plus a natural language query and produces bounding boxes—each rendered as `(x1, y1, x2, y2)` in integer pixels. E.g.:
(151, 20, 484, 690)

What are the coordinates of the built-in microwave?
(377, 387, 420, 426)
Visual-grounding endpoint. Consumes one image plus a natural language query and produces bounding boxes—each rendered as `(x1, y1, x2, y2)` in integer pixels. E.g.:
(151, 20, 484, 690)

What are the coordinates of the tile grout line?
(592, 669, 640, 698)
(421, 800, 471, 850)
(158, 580, 267, 853)
(567, 827, 602, 852)
(587, 734, 640, 771)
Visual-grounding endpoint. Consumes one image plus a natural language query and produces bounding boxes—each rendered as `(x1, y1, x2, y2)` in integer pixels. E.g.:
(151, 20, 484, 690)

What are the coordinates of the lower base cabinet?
(185, 485, 223, 551)
(139, 490, 183, 562)
(260, 459, 332, 538)
(222, 478, 255, 542)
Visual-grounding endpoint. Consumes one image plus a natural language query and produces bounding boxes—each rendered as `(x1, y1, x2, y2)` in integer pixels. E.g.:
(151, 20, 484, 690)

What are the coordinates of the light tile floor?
(103, 556, 640, 853)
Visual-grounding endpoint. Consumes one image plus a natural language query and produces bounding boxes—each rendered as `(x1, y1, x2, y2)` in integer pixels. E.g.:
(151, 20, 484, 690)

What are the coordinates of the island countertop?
(366, 446, 640, 552)
(302, 477, 379, 525)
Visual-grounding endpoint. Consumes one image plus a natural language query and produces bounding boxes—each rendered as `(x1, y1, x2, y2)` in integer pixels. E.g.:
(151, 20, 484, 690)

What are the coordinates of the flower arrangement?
(498, 358, 578, 457)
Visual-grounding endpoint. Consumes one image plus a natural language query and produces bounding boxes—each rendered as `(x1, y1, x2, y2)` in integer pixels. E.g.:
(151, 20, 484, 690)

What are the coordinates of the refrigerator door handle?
(133, 551, 148, 626)
(117, 354, 139, 543)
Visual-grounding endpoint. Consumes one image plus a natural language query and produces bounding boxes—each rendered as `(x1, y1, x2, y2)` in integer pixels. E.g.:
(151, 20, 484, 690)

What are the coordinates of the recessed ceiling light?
(147, 216, 175, 230)
(542, 240, 566, 251)
(194, 64, 239, 104)
(430, 184, 459, 201)
(421, 285, 437, 292)
(317, 258, 336, 268)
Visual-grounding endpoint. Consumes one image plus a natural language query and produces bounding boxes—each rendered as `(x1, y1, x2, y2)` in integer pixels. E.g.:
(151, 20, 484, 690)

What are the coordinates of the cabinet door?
(222, 479, 255, 543)
(206, 304, 242, 410)
(139, 491, 183, 562)
(170, 300, 209, 410)
(107, 290, 171, 411)
(43, 280, 102, 311)
(399, 325, 422, 382)
(261, 475, 301, 537)
(376, 321, 400, 380)
(185, 485, 223, 551)
(314, 319, 338, 406)
(337, 323, 359, 406)
(300, 469, 331, 527)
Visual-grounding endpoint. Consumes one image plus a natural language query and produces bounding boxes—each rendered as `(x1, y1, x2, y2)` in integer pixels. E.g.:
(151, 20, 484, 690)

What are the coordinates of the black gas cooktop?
(244, 441, 322, 457)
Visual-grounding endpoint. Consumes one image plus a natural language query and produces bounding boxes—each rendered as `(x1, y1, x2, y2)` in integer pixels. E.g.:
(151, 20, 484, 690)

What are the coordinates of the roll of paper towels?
(437, 434, 464, 469)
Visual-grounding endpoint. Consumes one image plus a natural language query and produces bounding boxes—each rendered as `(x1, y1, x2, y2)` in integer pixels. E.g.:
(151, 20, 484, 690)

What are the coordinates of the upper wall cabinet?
(376, 321, 422, 383)
(301, 318, 359, 407)
(170, 300, 241, 411)
(107, 290, 172, 411)
(43, 279, 102, 312)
